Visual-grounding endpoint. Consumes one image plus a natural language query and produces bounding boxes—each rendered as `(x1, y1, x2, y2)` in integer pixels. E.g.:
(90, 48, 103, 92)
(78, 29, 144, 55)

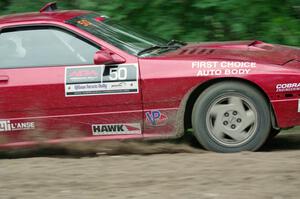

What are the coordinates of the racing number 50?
(109, 67, 128, 81)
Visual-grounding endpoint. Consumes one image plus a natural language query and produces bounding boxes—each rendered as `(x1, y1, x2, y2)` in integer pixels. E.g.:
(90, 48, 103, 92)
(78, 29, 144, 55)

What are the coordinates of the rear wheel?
(192, 82, 271, 153)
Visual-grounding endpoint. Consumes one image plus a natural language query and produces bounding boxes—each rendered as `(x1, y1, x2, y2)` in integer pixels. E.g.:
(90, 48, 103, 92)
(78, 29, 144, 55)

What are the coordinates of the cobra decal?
(276, 83, 300, 92)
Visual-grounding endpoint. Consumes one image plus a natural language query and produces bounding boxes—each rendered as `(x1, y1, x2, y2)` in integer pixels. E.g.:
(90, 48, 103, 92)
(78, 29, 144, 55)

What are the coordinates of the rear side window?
(0, 26, 100, 68)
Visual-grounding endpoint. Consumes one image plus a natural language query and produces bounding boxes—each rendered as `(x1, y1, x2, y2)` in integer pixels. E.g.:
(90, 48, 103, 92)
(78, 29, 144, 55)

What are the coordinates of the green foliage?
(0, 0, 299, 46)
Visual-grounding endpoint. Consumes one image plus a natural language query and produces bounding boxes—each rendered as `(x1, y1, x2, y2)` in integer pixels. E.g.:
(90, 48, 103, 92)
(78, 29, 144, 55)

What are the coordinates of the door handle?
(0, 76, 9, 82)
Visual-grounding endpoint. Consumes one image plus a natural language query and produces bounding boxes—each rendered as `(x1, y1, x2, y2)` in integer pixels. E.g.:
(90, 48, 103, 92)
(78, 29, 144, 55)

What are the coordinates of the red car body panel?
(0, 10, 299, 149)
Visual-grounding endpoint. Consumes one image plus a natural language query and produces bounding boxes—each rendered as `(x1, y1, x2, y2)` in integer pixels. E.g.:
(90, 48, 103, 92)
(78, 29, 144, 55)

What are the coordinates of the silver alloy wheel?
(206, 94, 258, 147)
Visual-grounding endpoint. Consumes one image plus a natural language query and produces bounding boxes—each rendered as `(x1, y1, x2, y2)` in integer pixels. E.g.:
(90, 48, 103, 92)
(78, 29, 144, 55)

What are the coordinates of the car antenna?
(40, 2, 58, 13)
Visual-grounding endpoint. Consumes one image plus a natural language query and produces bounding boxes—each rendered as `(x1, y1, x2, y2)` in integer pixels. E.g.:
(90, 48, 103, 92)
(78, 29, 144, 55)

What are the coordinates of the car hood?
(160, 40, 300, 65)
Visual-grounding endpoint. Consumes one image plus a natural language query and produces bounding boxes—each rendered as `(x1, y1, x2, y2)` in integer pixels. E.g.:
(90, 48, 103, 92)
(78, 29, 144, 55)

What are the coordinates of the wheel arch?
(182, 77, 278, 132)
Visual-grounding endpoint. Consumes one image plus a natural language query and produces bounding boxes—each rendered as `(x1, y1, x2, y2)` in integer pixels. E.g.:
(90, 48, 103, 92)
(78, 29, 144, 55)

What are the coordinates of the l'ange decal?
(192, 61, 257, 76)
(0, 120, 35, 132)
(145, 110, 168, 126)
(92, 123, 141, 135)
(65, 64, 139, 97)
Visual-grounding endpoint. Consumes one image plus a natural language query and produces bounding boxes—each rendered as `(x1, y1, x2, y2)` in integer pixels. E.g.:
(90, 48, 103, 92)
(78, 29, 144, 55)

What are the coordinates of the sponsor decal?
(192, 61, 256, 76)
(77, 19, 92, 27)
(65, 64, 139, 97)
(276, 83, 300, 92)
(92, 123, 141, 135)
(145, 110, 168, 126)
(0, 120, 35, 132)
(69, 69, 99, 78)
(111, 82, 130, 88)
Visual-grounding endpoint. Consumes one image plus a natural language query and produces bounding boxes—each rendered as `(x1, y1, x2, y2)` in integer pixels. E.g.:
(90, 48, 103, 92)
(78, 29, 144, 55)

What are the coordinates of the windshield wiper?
(137, 45, 178, 56)
(137, 40, 186, 56)
(167, 39, 187, 47)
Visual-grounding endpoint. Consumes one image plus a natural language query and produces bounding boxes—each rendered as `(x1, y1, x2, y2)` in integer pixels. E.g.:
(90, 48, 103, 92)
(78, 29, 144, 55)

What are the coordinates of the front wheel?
(192, 82, 271, 153)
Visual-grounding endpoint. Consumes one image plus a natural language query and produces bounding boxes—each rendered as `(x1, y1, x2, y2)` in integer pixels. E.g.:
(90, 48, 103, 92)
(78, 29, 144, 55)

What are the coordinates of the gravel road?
(0, 130, 299, 199)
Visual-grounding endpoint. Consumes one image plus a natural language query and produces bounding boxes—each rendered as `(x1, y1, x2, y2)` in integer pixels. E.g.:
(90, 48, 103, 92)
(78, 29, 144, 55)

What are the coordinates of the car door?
(0, 25, 143, 146)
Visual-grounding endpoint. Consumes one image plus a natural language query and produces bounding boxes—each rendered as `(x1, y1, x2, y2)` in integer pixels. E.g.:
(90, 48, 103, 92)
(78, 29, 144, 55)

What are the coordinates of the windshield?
(67, 13, 169, 56)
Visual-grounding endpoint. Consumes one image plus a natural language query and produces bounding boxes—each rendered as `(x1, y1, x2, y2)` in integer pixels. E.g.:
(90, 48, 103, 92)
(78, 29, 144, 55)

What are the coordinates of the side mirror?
(94, 50, 126, 65)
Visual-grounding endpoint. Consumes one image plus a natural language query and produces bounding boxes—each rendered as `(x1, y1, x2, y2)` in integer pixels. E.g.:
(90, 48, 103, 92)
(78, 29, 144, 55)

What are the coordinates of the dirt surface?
(0, 129, 300, 199)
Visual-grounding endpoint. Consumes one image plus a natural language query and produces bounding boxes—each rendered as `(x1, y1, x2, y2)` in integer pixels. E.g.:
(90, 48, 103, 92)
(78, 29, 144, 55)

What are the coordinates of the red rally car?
(0, 2, 299, 152)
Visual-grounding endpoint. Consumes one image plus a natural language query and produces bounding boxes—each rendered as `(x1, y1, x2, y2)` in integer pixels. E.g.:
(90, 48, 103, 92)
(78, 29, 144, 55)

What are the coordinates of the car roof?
(0, 10, 92, 25)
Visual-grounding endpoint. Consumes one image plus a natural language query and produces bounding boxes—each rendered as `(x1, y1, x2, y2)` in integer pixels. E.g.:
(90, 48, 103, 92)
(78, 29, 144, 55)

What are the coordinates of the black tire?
(192, 81, 271, 153)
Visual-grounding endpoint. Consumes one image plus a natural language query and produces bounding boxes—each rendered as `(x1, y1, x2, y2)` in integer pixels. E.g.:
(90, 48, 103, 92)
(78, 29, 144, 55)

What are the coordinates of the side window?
(0, 27, 100, 68)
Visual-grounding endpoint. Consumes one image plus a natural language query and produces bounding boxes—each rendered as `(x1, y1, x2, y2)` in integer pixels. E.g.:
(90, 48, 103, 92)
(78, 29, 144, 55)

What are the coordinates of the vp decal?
(65, 64, 139, 97)
(145, 110, 168, 126)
